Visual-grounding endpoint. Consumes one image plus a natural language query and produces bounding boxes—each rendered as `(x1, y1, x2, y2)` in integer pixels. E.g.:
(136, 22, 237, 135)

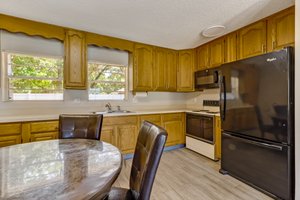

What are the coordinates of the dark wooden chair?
(59, 114, 103, 140)
(107, 120, 168, 200)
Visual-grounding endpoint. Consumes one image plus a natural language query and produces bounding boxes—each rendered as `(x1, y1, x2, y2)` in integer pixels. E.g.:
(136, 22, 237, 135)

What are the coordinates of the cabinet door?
(177, 50, 195, 92)
(162, 113, 184, 146)
(30, 121, 59, 142)
(214, 116, 221, 159)
(116, 125, 138, 154)
(238, 21, 267, 59)
(133, 44, 153, 91)
(0, 123, 22, 147)
(196, 45, 209, 71)
(163, 121, 183, 146)
(225, 32, 237, 63)
(267, 7, 295, 52)
(64, 30, 87, 89)
(166, 50, 177, 91)
(101, 126, 115, 145)
(153, 47, 167, 91)
(209, 38, 224, 68)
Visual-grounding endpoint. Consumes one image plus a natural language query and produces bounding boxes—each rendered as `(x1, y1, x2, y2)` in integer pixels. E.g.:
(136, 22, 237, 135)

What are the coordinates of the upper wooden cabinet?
(267, 7, 295, 52)
(225, 32, 237, 63)
(238, 21, 267, 59)
(133, 44, 154, 91)
(177, 50, 195, 92)
(165, 50, 178, 91)
(196, 45, 209, 71)
(153, 47, 167, 91)
(64, 30, 87, 89)
(209, 38, 225, 68)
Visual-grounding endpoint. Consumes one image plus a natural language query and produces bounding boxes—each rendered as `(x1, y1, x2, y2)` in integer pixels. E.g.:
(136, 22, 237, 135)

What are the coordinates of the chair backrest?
(59, 114, 103, 140)
(129, 121, 167, 200)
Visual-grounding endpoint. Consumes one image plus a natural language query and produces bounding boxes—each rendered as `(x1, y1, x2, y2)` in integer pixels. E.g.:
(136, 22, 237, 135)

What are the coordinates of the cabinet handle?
(261, 44, 266, 53)
(272, 41, 277, 50)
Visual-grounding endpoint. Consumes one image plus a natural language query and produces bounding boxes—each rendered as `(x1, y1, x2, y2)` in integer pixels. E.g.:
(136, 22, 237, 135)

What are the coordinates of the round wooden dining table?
(0, 139, 122, 200)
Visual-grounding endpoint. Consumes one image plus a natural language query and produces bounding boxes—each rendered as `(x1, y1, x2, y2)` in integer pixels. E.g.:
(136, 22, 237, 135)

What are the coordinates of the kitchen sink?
(92, 110, 134, 114)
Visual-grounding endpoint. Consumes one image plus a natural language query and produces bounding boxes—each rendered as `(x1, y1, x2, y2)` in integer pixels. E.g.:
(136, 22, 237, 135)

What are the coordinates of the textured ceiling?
(0, 0, 295, 49)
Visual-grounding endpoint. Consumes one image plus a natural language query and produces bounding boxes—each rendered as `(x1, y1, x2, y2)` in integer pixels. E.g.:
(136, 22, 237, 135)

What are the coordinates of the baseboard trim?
(123, 143, 185, 160)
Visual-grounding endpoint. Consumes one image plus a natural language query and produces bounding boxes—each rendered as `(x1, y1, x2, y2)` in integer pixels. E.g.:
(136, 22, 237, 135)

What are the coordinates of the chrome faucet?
(105, 103, 112, 112)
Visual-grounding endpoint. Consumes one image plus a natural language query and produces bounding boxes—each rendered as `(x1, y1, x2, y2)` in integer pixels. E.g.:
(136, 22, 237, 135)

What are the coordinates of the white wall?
(295, 1, 300, 199)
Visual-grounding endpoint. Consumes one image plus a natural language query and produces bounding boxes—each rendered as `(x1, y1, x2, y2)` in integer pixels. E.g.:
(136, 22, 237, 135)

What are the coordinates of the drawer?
(140, 114, 161, 123)
(162, 113, 183, 122)
(30, 132, 58, 142)
(0, 135, 22, 147)
(0, 123, 21, 135)
(103, 116, 138, 126)
(31, 121, 59, 133)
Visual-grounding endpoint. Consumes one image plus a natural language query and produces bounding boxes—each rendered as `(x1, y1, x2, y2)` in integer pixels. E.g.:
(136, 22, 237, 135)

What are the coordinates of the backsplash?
(0, 91, 189, 117)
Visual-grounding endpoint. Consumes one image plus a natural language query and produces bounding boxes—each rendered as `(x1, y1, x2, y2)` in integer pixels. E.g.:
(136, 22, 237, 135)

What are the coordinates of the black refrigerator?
(219, 47, 294, 200)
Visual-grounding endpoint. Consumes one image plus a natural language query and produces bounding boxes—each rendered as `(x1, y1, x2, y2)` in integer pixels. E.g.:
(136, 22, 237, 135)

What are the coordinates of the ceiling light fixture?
(202, 25, 226, 38)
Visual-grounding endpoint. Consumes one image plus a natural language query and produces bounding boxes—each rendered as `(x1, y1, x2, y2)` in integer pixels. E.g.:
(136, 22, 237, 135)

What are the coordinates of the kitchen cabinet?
(0, 123, 22, 147)
(64, 30, 87, 89)
(153, 48, 177, 91)
(209, 37, 225, 68)
(267, 7, 295, 52)
(29, 121, 59, 142)
(162, 113, 184, 146)
(225, 32, 237, 63)
(177, 50, 195, 92)
(133, 44, 154, 91)
(103, 116, 139, 154)
(238, 21, 267, 59)
(101, 126, 115, 145)
(116, 125, 138, 154)
(153, 47, 167, 91)
(165, 50, 178, 91)
(196, 44, 209, 71)
(215, 116, 221, 159)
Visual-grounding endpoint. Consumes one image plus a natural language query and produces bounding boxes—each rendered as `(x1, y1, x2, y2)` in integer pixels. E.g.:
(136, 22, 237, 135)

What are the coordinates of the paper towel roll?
(134, 92, 148, 97)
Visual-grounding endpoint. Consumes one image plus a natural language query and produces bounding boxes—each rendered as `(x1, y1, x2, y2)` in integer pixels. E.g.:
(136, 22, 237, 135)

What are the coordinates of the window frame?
(1, 50, 64, 101)
(87, 60, 129, 101)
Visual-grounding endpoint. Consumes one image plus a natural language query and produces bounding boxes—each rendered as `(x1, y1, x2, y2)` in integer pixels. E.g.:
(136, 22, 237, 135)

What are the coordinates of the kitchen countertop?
(0, 110, 220, 123)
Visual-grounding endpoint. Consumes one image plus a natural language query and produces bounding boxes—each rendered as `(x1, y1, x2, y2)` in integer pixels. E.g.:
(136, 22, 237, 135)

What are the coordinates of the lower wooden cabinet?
(0, 113, 186, 153)
(29, 121, 59, 142)
(101, 126, 115, 145)
(116, 125, 138, 154)
(0, 123, 22, 147)
(162, 113, 184, 146)
(102, 116, 139, 154)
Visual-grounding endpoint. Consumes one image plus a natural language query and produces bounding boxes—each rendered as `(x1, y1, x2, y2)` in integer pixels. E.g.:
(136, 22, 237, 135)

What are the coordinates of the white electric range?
(186, 100, 220, 160)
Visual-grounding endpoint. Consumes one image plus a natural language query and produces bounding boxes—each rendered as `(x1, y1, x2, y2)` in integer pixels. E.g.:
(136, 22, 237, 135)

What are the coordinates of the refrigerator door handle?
(221, 76, 226, 121)
(223, 133, 283, 151)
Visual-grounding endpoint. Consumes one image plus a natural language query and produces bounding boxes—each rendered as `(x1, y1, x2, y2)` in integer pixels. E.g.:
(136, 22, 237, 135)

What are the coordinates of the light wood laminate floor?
(113, 148, 273, 200)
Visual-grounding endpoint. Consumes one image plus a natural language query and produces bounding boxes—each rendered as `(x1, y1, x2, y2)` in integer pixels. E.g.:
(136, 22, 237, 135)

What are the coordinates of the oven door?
(186, 114, 214, 144)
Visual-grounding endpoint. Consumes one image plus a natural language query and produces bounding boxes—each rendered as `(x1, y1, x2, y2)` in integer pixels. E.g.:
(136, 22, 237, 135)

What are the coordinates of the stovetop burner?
(206, 111, 220, 114)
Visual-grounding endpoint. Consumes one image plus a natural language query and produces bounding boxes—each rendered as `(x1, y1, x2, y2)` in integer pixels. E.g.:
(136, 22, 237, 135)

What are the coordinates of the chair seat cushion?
(106, 187, 135, 200)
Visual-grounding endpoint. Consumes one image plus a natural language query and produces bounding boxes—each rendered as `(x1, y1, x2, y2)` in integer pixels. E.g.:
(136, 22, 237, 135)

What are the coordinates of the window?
(4, 52, 63, 100)
(88, 46, 128, 100)
(0, 30, 64, 101)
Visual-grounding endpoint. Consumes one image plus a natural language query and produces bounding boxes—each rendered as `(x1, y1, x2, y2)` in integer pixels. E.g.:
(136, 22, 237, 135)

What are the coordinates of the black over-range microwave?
(194, 68, 219, 90)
